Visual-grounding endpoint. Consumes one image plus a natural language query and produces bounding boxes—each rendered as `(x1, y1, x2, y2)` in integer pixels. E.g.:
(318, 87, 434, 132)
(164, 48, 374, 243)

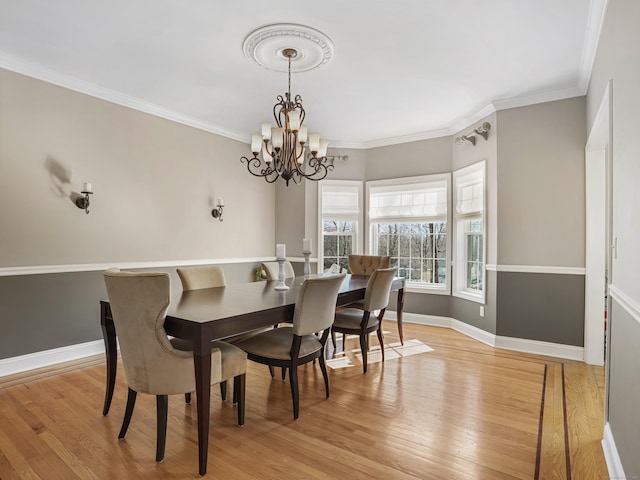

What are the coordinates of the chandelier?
(240, 48, 334, 186)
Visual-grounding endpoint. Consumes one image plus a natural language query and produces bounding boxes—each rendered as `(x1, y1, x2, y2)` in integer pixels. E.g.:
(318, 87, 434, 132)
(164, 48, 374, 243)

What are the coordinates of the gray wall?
(0, 69, 276, 266)
(493, 97, 587, 345)
(496, 97, 586, 268)
(496, 272, 585, 346)
(607, 300, 640, 476)
(0, 67, 276, 358)
(587, 0, 640, 475)
(0, 262, 260, 359)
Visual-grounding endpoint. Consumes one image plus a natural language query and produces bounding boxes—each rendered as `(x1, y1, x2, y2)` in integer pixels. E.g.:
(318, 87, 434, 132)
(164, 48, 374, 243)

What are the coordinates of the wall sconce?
(455, 122, 491, 146)
(75, 182, 93, 214)
(211, 197, 224, 221)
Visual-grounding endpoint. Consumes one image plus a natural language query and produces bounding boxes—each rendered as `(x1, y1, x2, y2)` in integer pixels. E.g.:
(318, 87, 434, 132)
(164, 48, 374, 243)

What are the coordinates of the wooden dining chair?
(103, 269, 247, 463)
(332, 267, 396, 373)
(234, 273, 345, 419)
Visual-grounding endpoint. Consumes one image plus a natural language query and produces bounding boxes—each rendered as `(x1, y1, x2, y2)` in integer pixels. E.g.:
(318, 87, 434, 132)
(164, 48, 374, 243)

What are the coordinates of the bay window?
(453, 161, 486, 303)
(318, 180, 363, 272)
(367, 174, 451, 293)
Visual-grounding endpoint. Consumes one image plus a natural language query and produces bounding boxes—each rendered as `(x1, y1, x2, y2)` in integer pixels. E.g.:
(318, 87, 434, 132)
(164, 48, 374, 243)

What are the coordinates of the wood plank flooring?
(0, 323, 608, 479)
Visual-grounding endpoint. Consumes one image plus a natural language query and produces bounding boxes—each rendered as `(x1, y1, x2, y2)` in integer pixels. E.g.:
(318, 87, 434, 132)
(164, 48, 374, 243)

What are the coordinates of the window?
(367, 174, 451, 293)
(453, 161, 486, 303)
(318, 180, 363, 273)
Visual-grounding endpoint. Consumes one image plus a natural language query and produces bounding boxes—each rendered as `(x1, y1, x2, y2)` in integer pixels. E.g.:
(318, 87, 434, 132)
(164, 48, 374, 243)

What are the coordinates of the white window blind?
(369, 180, 447, 222)
(455, 169, 483, 217)
(321, 184, 360, 217)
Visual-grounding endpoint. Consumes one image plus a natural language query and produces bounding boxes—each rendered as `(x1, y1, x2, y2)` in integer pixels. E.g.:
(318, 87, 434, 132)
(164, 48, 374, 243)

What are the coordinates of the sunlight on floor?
(326, 338, 433, 369)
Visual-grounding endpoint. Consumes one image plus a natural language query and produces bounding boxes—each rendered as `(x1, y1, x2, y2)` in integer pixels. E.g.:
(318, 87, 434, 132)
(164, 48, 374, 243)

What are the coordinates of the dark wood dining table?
(99, 274, 405, 475)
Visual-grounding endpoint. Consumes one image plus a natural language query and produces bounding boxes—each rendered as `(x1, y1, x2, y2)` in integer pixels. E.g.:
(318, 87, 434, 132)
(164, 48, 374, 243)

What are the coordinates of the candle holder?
(274, 258, 290, 291)
(303, 251, 311, 276)
(75, 190, 93, 214)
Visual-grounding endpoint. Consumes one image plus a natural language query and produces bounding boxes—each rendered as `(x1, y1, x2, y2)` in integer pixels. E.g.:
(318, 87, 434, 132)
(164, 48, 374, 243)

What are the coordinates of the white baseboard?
(0, 340, 105, 377)
(602, 422, 627, 479)
(451, 319, 496, 347)
(0, 312, 586, 378)
(495, 335, 584, 361)
(384, 311, 583, 360)
(386, 311, 452, 328)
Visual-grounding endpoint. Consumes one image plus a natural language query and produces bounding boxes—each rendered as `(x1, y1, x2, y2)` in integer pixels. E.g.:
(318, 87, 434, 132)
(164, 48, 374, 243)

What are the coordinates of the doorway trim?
(584, 80, 612, 366)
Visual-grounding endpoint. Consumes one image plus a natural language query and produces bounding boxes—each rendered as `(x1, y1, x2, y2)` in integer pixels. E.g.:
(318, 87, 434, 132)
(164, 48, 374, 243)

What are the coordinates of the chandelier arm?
(295, 157, 335, 182)
(240, 155, 280, 183)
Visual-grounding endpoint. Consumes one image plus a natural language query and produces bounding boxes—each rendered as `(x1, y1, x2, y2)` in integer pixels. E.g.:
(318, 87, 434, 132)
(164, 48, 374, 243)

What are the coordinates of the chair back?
(177, 265, 226, 290)
(262, 261, 295, 280)
(363, 267, 396, 312)
(348, 255, 390, 275)
(292, 274, 345, 336)
(104, 269, 221, 395)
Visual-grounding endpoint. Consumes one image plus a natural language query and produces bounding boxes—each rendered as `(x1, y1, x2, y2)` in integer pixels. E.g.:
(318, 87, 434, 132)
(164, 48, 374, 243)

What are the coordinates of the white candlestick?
(216, 197, 224, 207)
(276, 243, 286, 260)
(302, 237, 312, 253)
(82, 182, 92, 193)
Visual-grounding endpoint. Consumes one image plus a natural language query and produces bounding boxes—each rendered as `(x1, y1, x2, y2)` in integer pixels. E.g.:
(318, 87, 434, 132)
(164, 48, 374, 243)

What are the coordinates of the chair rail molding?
(608, 284, 640, 326)
(490, 264, 586, 275)
(0, 257, 317, 277)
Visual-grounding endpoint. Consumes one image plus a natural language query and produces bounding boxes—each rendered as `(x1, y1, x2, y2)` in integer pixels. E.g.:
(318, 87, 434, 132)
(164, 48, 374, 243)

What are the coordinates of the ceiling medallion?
(242, 23, 334, 73)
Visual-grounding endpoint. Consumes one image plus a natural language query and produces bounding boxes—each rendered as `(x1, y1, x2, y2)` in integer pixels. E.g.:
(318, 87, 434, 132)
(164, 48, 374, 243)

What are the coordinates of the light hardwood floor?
(0, 322, 608, 479)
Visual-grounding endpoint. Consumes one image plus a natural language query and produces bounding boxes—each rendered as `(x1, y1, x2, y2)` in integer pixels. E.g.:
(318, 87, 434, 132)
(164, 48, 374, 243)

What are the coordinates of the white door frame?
(584, 80, 613, 366)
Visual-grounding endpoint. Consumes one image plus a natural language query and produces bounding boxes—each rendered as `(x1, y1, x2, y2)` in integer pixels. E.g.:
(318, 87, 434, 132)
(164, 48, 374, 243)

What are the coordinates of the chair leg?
(343, 333, 347, 351)
(360, 334, 368, 373)
(331, 329, 336, 350)
(156, 395, 168, 463)
(281, 367, 286, 380)
(289, 365, 300, 420)
(268, 365, 275, 378)
(118, 388, 137, 439)
(184, 392, 191, 404)
(234, 374, 246, 426)
(318, 353, 330, 398)
(377, 325, 385, 363)
(220, 380, 227, 401)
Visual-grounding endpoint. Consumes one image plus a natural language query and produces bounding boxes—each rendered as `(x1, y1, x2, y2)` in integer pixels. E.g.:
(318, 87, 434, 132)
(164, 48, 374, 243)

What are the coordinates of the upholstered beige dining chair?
(235, 274, 345, 419)
(332, 267, 396, 373)
(333, 255, 394, 350)
(261, 261, 296, 281)
(348, 255, 391, 275)
(177, 264, 226, 290)
(103, 269, 246, 463)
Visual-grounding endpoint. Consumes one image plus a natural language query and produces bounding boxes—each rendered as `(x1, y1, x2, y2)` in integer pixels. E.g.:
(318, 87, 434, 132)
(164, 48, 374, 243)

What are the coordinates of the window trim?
(452, 161, 486, 304)
(366, 173, 451, 295)
(318, 180, 363, 274)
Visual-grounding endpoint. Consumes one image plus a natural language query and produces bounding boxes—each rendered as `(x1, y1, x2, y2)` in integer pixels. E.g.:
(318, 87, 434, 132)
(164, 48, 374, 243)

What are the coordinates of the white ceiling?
(0, 0, 606, 148)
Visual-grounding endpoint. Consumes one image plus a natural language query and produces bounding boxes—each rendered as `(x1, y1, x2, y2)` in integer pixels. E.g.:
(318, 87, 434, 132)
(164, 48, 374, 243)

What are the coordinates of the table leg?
(397, 287, 405, 345)
(193, 333, 212, 476)
(100, 303, 117, 416)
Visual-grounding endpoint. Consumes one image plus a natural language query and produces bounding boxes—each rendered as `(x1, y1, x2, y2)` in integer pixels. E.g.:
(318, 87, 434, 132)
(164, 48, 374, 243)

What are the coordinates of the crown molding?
(361, 127, 453, 149)
(492, 85, 585, 111)
(578, 0, 610, 93)
(0, 51, 248, 143)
